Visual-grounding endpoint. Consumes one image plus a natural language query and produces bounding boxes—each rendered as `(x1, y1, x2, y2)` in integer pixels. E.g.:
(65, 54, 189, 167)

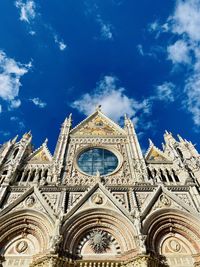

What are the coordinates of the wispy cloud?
(155, 82, 175, 102)
(10, 116, 25, 130)
(29, 97, 47, 108)
(0, 130, 10, 138)
(84, 2, 113, 41)
(0, 50, 31, 110)
(54, 35, 67, 51)
(15, 0, 67, 51)
(97, 16, 113, 40)
(72, 75, 150, 123)
(15, 0, 36, 23)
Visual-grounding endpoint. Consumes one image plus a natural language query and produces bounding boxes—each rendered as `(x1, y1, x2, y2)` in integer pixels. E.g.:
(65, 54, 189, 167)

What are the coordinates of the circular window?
(77, 148, 118, 176)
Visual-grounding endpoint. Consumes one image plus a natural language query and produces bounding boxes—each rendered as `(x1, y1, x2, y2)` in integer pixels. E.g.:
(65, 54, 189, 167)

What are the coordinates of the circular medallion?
(92, 193, 104, 205)
(25, 196, 35, 207)
(16, 240, 28, 253)
(169, 239, 181, 252)
(160, 195, 171, 207)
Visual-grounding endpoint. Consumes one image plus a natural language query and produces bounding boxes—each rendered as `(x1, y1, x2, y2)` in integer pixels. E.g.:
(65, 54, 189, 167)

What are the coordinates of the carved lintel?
(30, 253, 73, 267)
(124, 254, 167, 267)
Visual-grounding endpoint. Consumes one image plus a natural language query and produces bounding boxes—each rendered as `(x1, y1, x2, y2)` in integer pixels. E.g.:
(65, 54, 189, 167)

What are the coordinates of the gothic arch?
(142, 209, 200, 266)
(61, 208, 137, 259)
(0, 209, 54, 266)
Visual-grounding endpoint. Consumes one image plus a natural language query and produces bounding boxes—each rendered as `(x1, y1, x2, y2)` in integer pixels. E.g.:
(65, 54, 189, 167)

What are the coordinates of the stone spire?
(53, 114, 72, 182)
(124, 115, 147, 182)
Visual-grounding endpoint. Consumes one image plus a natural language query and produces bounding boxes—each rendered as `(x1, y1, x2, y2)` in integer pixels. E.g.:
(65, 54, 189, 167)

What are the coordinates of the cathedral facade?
(0, 108, 200, 267)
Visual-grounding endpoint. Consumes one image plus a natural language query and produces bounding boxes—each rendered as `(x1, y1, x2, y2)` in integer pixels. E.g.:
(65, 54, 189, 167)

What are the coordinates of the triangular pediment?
(141, 186, 198, 221)
(64, 183, 133, 222)
(0, 186, 56, 220)
(70, 110, 126, 137)
(27, 143, 52, 163)
(145, 141, 172, 163)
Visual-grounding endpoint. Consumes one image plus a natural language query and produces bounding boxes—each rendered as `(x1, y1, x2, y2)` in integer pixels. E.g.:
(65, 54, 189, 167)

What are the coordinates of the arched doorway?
(1, 235, 39, 267)
(159, 234, 195, 266)
(0, 210, 54, 267)
(143, 209, 200, 267)
(61, 208, 137, 264)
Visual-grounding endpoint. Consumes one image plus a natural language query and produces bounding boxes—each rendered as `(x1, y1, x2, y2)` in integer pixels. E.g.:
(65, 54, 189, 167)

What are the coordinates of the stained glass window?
(77, 148, 118, 175)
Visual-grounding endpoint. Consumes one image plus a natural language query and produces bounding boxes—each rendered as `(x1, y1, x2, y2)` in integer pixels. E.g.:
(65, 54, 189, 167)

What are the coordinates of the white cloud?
(148, 20, 169, 38)
(72, 75, 150, 122)
(169, 0, 200, 126)
(10, 99, 21, 109)
(172, 0, 200, 41)
(30, 97, 47, 108)
(167, 40, 191, 64)
(0, 50, 31, 109)
(54, 35, 67, 51)
(149, 0, 200, 126)
(15, 0, 36, 23)
(155, 82, 175, 102)
(10, 116, 18, 121)
(29, 30, 36, 35)
(97, 16, 113, 40)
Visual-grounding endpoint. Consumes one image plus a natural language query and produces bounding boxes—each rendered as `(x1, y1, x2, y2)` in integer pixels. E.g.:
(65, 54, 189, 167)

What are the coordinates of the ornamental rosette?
(89, 230, 110, 253)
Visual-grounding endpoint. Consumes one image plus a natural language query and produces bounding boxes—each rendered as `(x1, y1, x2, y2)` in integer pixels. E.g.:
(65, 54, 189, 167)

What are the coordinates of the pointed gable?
(27, 141, 52, 163)
(0, 186, 56, 220)
(65, 183, 133, 223)
(141, 186, 198, 221)
(145, 140, 172, 163)
(70, 110, 126, 137)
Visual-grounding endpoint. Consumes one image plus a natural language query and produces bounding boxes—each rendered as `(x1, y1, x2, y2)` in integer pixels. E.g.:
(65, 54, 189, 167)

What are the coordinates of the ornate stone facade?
(0, 107, 200, 267)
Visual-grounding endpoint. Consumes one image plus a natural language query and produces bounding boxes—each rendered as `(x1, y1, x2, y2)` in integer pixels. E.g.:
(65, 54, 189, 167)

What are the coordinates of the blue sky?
(0, 0, 199, 153)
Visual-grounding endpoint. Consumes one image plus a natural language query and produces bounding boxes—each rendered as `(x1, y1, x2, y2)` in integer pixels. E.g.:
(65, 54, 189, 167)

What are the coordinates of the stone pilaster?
(193, 253, 200, 266)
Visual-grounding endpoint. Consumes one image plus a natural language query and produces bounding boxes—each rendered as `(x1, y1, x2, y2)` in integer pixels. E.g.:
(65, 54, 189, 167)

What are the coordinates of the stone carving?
(25, 196, 36, 207)
(1, 109, 200, 267)
(16, 240, 28, 253)
(169, 239, 181, 252)
(49, 214, 63, 254)
(73, 115, 122, 136)
(92, 193, 104, 205)
(160, 195, 171, 207)
(89, 230, 110, 253)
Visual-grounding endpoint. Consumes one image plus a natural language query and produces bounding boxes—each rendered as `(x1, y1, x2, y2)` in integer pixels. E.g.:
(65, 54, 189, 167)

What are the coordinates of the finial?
(96, 170, 100, 178)
(165, 130, 169, 134)
(44, 138, 48, 145)
(162, 142, 165, 150)
(95, 170, 101, 183)
(148, 138, 154, 146)
(12, 135, 18, 143)
(177, 134, 184, 142)
(23, 131, 31, 139)
(96, 105, 102, 111)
